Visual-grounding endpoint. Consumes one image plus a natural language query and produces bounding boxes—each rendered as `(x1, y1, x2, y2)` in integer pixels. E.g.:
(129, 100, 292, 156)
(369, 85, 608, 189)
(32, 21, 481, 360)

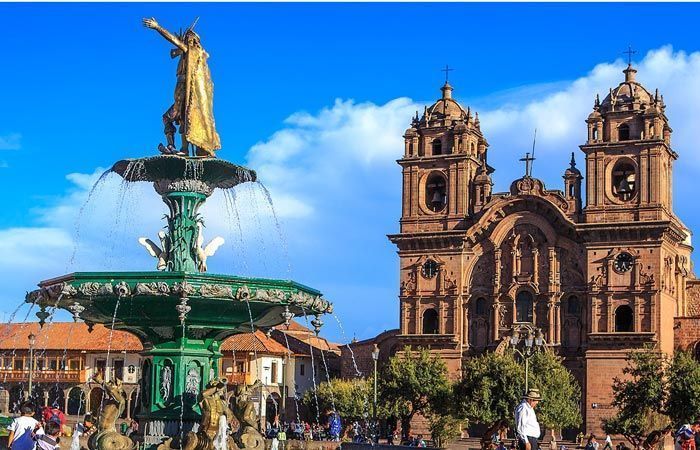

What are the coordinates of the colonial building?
(386, 64, 698, 433)
(0, 320, 339, 428)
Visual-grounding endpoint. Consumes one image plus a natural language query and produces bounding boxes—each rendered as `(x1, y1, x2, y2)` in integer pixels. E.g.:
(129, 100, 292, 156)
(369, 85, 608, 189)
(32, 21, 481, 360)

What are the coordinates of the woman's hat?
(522, 389, 542, 401)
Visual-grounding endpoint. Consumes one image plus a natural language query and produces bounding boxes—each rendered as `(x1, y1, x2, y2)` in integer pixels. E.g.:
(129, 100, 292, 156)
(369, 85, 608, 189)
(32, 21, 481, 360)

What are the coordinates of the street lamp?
(371, 344, 380, 443)
(509, 324, 545, 393)
(27, 333, 36, 400)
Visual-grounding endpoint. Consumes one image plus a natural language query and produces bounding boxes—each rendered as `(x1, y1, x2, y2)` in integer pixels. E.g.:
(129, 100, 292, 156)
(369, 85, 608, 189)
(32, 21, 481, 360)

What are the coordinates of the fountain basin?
(111, 155, 257, 196)
(26, 271, 332, 344)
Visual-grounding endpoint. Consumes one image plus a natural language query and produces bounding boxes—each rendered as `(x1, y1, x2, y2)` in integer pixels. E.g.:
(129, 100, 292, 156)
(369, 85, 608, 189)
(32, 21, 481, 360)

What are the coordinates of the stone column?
(126, 390, 132, 420)
(43, 390, 49, 407)
(463, 304, 470, 347)
(547, 300, 555, 343)
(533, 248, 539, 285)
(494, 249, 502, 291)
(491, 302, 500, 342)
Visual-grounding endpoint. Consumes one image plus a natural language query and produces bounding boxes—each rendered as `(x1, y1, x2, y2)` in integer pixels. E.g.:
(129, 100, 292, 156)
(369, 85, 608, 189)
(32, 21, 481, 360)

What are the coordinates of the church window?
(592, 128, 598, 140)
(567, 296, 580, 315)
(693, 342, 700, 363)
(515, 291, 534, 323)
(618, 123, 630, 141)
(611, 161, 636, 201)
(614, 305, 634, 332)
(425, 173, 447, 212)
(432, 139, 442, 156)
(475, 297, 487, 316)
(422, 309, 439, 334)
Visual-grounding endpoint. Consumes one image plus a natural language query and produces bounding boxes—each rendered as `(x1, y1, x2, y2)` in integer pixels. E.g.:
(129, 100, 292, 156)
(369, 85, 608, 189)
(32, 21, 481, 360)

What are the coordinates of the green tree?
(528, 350, 582, 431)
(454, 350, 524, 428)
(301, 378, 373, 423)
(378, 347, 452, 440)
(666, 350, 700, 425)
(428, 414, 464, 448)
(603, 349, 670, 449)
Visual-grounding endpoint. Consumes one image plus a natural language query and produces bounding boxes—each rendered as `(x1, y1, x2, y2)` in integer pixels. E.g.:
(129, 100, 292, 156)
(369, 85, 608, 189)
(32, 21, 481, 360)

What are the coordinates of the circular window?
(422, 259, 439, 279)
(611, 161, 636, 201)
(425, 173, 447, 212)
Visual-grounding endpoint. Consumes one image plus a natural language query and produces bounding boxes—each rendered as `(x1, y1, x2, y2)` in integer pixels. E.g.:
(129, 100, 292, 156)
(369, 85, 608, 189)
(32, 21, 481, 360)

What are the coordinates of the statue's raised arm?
(142, 17, 221, 158)
(142, 18, 187, 52)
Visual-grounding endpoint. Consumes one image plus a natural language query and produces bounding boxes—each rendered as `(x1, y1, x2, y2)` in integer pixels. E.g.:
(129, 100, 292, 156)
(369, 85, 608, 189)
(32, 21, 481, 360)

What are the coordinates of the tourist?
(41, 406, 65, 431)
(327, 410, 342, 442)
(603, 435, 613, 450)
(675, 421, 700, 450)
(584, 435, 599, 450)
(643, 425, 672, 450)
(303, 422, 312, 441)
(278, 427, 287, 450)
(34, 421, 61, 450)
(7, 401, 44, 450)
(577, 433, 585, 447)
(415, 434, 427, 448)
(515, 389, 542, 450)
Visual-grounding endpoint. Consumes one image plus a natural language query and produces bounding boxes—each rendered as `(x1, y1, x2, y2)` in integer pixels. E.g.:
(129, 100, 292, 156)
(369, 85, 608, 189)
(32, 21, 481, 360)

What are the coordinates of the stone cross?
(520, 152, 536, 177)
(441, 64, 454, 83)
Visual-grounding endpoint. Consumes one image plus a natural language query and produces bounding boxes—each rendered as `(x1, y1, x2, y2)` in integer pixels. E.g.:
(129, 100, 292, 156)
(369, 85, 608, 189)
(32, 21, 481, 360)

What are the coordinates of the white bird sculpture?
(138, 230, 170, 271)
(196, 222, 225, 272)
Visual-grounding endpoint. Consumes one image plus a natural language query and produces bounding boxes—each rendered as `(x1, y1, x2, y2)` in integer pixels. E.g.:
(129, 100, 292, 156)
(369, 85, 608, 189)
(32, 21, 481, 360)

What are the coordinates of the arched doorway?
(615, 305, 634, 332)
(67, 387, 85, 415)
(422, 309, 439, 334)
(266, 392, 282, 424)
(48, 386, 64, 409)
(89, 387, 105, 417)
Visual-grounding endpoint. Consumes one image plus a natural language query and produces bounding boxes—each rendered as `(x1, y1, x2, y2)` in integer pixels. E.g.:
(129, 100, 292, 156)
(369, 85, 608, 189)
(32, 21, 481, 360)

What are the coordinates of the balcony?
(0, 369, 86, 384)
(223, 372, 247, 385)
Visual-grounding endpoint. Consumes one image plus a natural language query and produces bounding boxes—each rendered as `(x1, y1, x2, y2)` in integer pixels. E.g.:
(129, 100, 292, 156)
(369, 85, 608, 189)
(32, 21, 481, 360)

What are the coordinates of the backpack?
(43, 407, 64, 426)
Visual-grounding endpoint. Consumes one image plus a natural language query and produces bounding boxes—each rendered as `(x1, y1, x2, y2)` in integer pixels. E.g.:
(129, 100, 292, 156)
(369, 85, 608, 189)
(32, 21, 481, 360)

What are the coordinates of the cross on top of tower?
(441, 64, 454, 83)
(623, 45, 637, 66)
(520, 152, 536, 178)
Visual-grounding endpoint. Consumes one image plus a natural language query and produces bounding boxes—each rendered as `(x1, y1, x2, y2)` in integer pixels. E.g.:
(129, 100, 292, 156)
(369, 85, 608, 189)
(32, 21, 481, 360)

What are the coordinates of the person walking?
(515, 389, 542, 450)
(7, 402, 44, 450)
(603, 435, 613, 450)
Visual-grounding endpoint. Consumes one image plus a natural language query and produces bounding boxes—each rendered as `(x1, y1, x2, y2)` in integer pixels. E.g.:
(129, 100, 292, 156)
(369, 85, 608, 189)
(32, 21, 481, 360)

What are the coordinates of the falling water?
(99, 297, 122, 412)
(242, 298, 266, 426)
(280, 332, 301, 425)
(213, 414, 228, 450)
(246, 184, 269, 274)
(68, 168, 113, 270)
(255, 182, 292, 278)
(222, 188, 249, 275)
(178, 319, 187, 446)
(300, 308, 335, 415)
(3, 303, 36, 388)
(332, 314, 364, 377)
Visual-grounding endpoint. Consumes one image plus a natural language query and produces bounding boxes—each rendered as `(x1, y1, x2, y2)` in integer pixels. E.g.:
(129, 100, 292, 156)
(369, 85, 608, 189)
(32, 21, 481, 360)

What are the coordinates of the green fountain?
(24, 17, 332, 450)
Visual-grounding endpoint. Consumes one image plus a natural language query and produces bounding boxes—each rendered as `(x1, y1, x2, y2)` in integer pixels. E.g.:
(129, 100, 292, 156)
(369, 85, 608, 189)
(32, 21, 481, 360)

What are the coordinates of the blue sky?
(4, 3, 700, 342)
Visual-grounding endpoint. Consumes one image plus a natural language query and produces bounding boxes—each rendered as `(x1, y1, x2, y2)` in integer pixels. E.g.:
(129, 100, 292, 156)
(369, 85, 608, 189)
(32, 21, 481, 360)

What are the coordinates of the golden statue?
(88, 374, 135, 450)
(143, 17, 221, 157)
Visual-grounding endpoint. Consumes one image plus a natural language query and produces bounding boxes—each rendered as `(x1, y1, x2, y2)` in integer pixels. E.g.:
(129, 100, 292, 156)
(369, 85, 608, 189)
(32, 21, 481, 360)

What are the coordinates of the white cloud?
(0, 133, 21, 150)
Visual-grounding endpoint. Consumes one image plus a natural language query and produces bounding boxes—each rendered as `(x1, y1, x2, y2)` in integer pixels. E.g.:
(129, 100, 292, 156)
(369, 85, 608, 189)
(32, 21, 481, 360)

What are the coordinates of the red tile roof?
(220, 331, 290, 355)
(0, 322, 143, 351)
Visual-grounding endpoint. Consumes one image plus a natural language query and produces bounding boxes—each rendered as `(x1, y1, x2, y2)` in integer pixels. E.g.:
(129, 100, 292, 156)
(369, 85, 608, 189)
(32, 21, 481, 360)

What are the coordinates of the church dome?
(587, 109, 602, 121)
(453, 121, 468, 133)
(404, 126, 418, 137)
(600, 64, 654, 111)
(424, 82, 469, 122)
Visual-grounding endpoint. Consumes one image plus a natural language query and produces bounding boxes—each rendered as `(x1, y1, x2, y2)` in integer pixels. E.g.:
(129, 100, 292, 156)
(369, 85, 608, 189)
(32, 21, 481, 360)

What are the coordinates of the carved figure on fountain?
(88, 374, 135, 450)
(180, 378, 238, 450)
(229, 380, 265, 450)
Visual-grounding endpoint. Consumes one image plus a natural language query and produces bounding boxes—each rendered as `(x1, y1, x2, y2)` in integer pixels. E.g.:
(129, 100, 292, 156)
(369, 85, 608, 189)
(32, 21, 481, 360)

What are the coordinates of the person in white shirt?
(515, 389, 542, 450)
(7, 401, 44, 450)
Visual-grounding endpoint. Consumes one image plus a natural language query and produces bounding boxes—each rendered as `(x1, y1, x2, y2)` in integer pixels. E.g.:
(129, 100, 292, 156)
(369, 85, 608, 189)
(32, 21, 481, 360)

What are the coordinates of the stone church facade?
(386, 64, 700, 434)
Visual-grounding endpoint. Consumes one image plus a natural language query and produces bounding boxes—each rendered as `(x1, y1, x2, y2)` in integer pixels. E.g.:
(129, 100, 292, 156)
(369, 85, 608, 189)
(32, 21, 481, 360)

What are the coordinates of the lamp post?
(509, 324, 545, 393)
(27, 333, 36, 400)
(371, 344, 380, 443)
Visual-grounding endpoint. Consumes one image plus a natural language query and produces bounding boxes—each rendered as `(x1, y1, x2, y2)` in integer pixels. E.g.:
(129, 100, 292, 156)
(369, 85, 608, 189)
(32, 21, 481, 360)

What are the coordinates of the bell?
(617, 178, 631, 194)
(431, 190, 444, 207)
